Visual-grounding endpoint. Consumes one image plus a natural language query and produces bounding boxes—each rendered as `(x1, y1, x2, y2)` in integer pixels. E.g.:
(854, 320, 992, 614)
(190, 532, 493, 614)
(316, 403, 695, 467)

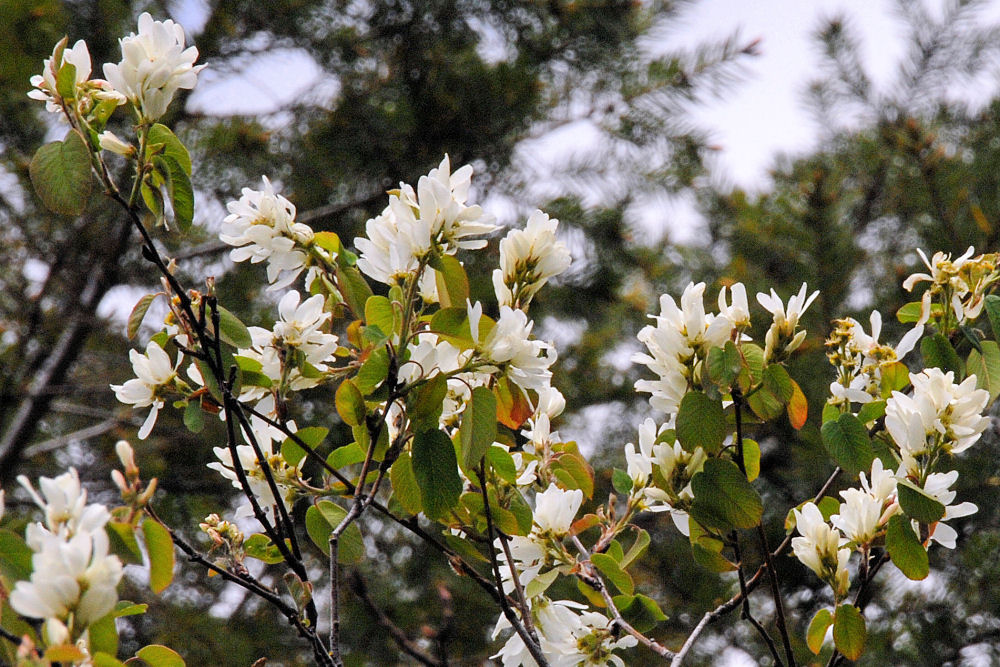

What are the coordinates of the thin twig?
(570, 535, 677, 660)
(479, 463, 549, 666)
(348, 571, 443, 666)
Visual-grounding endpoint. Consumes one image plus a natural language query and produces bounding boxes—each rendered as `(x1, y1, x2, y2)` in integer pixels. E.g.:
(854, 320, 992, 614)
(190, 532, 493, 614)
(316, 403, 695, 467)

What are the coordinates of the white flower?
(493, 210, 571, 308)
(28, 39, 92, 113)
(831, 488, 885, 545)
(11, 529, 123, 629)
(480, 305, 556, 392)
(885, 368, 989, 468)
(624, 418, 658, 486)
(220, 177, 316, 291)
(921, 470, 977, 549)
(355, 156, 495, 286)
(102, 13, 204, 121)
(791, 502, 850, 597)
(756, 283, 819, 360)
(632, 282, 737, 418)
(98, 130, 134, 156)
(717, 282, 751, 329)
(208, 415, 302, 520)
(17, 469, 109, 538)
(110, 341, 178, 439)
(533, 484, 583, 537)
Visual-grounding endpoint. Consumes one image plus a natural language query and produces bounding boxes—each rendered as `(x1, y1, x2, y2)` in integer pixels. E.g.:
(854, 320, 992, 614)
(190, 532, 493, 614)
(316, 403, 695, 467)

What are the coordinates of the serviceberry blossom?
(791, 502, 850, 598)
(208, 405, 304, 520)
(902, 247, 999, 326)
(355, 156, 495, 286)
(493, 210, 571, 309)
(10, 469, 122, 648)
(475, 304, 556, 392)
(28, 39, 92, 112)
(103, 13, 204, 121)
(533, 484, 583, 537)
(885, 368, 989, 471)
(756, 282, 819, 361)
(111, 340, 179, 439)
(633, 282, 746, 419)
(921, 470, 978, 549)
(826, 310, 923, 407)
(221, 177, 316, 291)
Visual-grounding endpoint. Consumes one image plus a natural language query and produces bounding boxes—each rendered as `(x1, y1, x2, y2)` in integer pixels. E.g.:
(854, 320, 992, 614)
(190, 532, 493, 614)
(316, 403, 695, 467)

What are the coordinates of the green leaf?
(833, 603, 866, 661)
(675, 391, 727, 454)
(215, 305, 252, 348)
(136, 644, 186, 667)
(611, 594, 668, 634)
(737, 342, 765, 391)
(406, 373, 448, 431)
(460, 386, 498, 471)
(244, 533, 287, 564)
(142, 519, 175, 594)
(127, 293, 161, 339)
(365, 295, 397, 339)
(966, 340, 1000, 403)
(591, 553, 634, 595)
(430, 307, 475, 349)
(336, 379, 366, 427)
(487, 445, 517, 483)
(807, 608, 833, 655)
(141, 181, 164, 223)
(281, 426, 328, 467)
(549, 451, 595, 498)
(431, 254, 470, 309)
(821, 413, 874, 475)
(183, 400, 204, 434)
(56, 61, 77, 99)
(88, 612, 118, 656)
(856, 400, 886, 424)
(104, 521, 142, 565)
(113, 601, 148, 617)
(412, 429, 463, 521)
(706, 341, 742, 389)
(612, 467, 633, 495)
(147, 124, 192, 175)
(0, 529, 34, 581)
(313, 231, 341, 255)
(886, 514, 929, 580)
(689, 458, 763, 532)
(741, 438, 760, 482)
(747, 363, 795, 421)
(327, 442, 366, 469)
(153, 154, 194, 232)
(690, 534, 737, 572)
(896, 301, 924, 324)
(817, 496, 841, 521)
(389, 453, 423, 516)
(335, 262, 373, 318)
(921, 333, 963, 378)
(304, 501, 364, 564)
(93, 653, 129, 667)
(30, 130, 92, 216)
(880, 361, 911, 396)
(985, 294, 1000, 340)
(621, 529, 650, 570)
(897, 479, 946, 524)
(356, 347, 390, 394)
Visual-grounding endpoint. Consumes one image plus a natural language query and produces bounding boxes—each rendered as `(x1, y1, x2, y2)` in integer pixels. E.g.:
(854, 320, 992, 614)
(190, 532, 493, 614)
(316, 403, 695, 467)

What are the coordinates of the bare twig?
(348, 571, 443, 666)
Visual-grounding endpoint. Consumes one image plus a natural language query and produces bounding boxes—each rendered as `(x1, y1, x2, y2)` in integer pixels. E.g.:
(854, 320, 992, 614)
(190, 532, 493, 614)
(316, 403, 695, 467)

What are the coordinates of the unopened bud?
(111, 469, 129, 494)
(137, 477, 158, 505)
(115, 440, 137, 475)
(98, 131, 135, 157)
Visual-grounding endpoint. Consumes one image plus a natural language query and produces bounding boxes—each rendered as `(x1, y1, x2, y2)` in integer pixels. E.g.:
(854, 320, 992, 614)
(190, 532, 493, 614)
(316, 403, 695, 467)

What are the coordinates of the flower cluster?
(493, 210, 572, 309)
(791, 502, 851, 599)
(220, 177, 318, 291)
(825, 310, 923, 408)
(10, 470, 123, 650)
(473, 303, 557, 393)
(757, 283, 819, 362)
(885, 368, 989, 476)
(355, 155, 496, 287)
(102, 13, 204, 122)
(28, 14, 201, 125)
(903, 247, 1000, 329)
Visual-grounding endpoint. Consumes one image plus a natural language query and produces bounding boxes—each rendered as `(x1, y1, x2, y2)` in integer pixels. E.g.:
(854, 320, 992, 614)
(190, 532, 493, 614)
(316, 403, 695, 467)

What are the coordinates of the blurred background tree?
(1, 0, 999, 664)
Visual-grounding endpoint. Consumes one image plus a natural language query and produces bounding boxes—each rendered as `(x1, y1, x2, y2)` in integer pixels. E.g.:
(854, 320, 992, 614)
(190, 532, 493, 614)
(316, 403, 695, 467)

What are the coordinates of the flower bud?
(99, 131, 134, 157)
